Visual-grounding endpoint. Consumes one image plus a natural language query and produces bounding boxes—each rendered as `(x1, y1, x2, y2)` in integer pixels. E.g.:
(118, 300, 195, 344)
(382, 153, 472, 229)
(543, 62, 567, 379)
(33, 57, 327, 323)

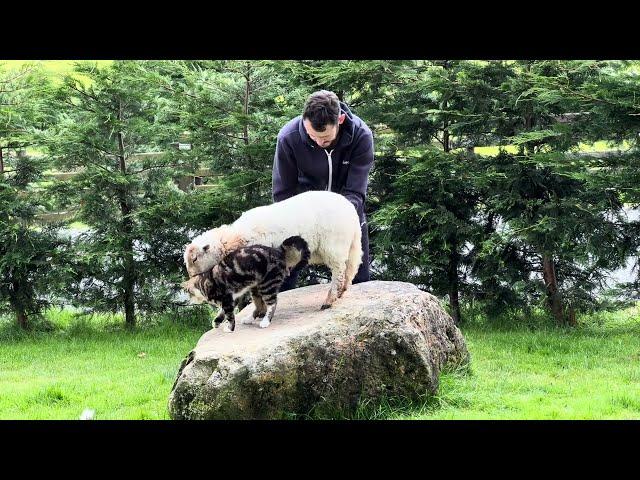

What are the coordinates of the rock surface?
(168, 280, 469, 419)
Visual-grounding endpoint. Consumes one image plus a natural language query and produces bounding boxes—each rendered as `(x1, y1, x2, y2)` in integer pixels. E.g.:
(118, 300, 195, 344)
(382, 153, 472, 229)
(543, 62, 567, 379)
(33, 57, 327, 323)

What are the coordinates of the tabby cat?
(182, 236, 310, 332)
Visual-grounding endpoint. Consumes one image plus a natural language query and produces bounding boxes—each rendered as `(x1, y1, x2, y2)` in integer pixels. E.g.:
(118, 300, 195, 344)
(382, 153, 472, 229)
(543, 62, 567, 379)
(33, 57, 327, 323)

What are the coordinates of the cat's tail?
(281, 236, 310, 270)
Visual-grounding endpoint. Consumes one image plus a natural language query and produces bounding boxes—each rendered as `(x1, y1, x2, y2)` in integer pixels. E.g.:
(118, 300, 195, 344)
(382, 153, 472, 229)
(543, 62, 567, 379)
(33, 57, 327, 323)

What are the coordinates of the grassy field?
(0, 308, 207, 420)
(1, 305, 639, 420)
(350, 306, 640, 420)
(473, 140, 631, 156)
(0, 60, 113, 79)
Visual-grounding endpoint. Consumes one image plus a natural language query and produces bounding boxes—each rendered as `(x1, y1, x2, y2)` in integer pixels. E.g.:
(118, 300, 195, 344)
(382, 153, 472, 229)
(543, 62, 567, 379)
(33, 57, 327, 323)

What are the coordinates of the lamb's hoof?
(321, 303, 331, 310)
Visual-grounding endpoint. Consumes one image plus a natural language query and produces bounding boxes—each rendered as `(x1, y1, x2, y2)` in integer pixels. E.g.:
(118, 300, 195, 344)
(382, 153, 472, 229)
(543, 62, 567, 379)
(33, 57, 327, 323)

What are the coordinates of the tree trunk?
(0, 147, 4, 175)
(448, 238, 462, 325)
(442, 85, 459, 323)
(242, 62, 260, 205)
(117, 103, 136, 327)
(9, 280, 29, 329)
(442, 92, 451, 154)
(16, 308, 28, 329)
(242, 74, 251, 146)
(243, 63, 250, 148)
(542, 254, 565, 324)
(567, 305, 577, 327)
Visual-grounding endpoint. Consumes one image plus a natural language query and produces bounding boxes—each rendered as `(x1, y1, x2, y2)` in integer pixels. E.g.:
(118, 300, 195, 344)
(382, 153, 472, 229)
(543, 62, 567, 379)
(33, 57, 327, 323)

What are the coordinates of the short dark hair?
(302, 90, 341, 132)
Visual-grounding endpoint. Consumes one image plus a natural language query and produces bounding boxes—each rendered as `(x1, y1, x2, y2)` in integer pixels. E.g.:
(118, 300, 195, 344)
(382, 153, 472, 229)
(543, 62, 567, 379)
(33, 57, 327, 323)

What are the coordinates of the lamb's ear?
(219, 229, 247, 253)
(185, 244, 198, 264)
(202, 244, 210, 253)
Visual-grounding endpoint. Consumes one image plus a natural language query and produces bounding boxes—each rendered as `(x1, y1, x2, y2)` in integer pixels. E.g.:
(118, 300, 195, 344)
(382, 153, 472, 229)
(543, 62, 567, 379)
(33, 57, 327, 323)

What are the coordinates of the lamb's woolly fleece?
(184, 191, 362, 290)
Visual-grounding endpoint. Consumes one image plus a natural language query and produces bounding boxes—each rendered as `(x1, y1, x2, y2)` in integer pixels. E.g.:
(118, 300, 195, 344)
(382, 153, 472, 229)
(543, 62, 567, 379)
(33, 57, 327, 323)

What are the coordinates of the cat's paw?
(240, 315, 254, 325)
(222, 321, 235, 333)
(259, 317, 271, 328)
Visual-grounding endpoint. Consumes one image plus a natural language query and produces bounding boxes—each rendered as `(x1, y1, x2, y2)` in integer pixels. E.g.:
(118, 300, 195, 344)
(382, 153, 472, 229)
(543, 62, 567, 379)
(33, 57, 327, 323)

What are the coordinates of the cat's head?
(184, 225, 247, 277)
(181, 275, 210, 305)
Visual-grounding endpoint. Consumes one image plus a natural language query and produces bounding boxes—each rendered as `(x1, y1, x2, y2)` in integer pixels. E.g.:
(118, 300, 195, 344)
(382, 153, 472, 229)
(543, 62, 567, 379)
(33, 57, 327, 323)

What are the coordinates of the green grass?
(0, 307, 208, 420)
(350, 306, 640, 420)
(472, 141, 631, 157)
(0, 60, 113, 86)
(2, 305, 639, 420)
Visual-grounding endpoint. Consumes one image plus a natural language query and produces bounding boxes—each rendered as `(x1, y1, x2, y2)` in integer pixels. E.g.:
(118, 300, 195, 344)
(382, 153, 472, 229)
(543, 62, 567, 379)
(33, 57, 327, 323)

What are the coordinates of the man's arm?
(272, 134, 299, 203)
(339, 131, 374, 218)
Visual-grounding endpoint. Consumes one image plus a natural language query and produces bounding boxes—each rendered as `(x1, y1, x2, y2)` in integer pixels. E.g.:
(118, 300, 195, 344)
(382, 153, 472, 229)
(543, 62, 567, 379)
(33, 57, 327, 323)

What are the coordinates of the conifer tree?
(0, 63, 67, 329)
(45, 61, 188, 326)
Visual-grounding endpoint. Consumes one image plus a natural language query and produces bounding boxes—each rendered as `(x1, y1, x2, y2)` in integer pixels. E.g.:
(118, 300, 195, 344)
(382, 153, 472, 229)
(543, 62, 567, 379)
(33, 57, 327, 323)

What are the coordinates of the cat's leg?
(219, 294, 236, 332)
(235, 291, 252, 312)
(258, 297, 278, 329)
(255, 265, 285, 328)
(256, 280, 281, 328)
(252, 287, 268, 319)
(241, 288, 266, 324)
(212, 306, 226, 328)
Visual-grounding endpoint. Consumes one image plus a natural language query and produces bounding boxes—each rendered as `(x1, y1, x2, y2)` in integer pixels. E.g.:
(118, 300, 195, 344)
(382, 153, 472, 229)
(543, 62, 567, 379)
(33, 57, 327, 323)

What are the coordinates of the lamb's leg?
(337, 270, 348, 298)
(342, 228, 363, 296)
(321, 265, 346, 310)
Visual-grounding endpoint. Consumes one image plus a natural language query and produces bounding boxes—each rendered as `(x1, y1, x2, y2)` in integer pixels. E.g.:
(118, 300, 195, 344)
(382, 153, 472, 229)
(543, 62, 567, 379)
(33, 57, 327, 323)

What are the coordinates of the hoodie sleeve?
(272, 134, 298, 203)
(339, 131, 374, 219)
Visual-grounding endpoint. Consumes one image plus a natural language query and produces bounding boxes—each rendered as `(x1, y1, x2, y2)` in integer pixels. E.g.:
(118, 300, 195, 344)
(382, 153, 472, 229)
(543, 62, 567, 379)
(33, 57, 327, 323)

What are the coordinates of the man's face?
(303, 113, 346, 148)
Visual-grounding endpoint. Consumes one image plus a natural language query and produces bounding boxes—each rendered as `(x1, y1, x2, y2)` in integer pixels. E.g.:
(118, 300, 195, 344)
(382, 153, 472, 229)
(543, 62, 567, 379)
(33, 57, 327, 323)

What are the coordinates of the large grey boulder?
(168, 280, 469, 419)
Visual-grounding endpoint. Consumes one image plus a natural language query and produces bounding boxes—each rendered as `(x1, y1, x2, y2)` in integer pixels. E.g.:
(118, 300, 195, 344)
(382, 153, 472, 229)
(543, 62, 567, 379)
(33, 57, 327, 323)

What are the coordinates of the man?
(272, 89, 374, 290)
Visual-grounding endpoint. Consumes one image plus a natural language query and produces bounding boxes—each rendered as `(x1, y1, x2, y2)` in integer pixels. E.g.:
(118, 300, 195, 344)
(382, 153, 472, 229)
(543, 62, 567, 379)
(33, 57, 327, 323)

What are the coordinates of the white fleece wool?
(184, 191, 363, 288)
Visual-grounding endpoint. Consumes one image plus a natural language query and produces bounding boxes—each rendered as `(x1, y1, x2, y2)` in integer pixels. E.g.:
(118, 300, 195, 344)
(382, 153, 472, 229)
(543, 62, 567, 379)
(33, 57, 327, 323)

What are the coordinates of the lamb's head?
(184, 242, 217, 278)
(184, 225, 247, 277)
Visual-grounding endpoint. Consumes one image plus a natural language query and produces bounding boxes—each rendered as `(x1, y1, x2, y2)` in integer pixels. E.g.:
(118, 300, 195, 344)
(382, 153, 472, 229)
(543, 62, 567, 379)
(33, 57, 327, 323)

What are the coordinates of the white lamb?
(184, 190, 363, 309)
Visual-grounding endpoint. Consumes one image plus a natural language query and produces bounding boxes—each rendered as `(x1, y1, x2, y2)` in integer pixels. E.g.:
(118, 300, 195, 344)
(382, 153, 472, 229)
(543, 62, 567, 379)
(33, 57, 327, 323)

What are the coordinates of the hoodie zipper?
(324, 148, 334, 191)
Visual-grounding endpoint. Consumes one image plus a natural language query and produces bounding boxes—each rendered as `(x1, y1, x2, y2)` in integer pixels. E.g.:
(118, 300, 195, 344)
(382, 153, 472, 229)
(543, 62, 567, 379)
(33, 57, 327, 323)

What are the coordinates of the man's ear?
(338, 113, 346, 124)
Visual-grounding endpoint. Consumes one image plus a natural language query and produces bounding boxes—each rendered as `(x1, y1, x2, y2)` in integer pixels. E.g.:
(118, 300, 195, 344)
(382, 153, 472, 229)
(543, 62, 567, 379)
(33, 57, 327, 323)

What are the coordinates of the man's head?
(302, 90, 346, 148)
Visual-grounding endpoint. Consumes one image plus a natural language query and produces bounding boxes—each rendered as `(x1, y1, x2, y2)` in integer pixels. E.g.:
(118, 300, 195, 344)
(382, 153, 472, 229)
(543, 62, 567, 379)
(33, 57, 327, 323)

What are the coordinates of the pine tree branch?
(160, 83, 199, 101)
(61, 97, 98, 114)
(0, 66, 36, 87)
(80, 140, 118, 158)
(130, 164, 175, 174)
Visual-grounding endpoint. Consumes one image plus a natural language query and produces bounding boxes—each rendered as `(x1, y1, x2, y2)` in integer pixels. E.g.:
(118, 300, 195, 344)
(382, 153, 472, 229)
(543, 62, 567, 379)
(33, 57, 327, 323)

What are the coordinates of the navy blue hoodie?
(271, 102, 374, 221)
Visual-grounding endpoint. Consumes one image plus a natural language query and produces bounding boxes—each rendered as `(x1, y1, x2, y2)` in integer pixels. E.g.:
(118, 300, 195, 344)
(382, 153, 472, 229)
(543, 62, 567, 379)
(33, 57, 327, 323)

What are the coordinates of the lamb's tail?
(281, 236, 311, 270)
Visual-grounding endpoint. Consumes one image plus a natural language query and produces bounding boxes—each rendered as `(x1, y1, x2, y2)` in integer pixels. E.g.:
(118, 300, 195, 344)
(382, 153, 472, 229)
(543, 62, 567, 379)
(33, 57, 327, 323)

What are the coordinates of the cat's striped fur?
(182, 236, 310, 332)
